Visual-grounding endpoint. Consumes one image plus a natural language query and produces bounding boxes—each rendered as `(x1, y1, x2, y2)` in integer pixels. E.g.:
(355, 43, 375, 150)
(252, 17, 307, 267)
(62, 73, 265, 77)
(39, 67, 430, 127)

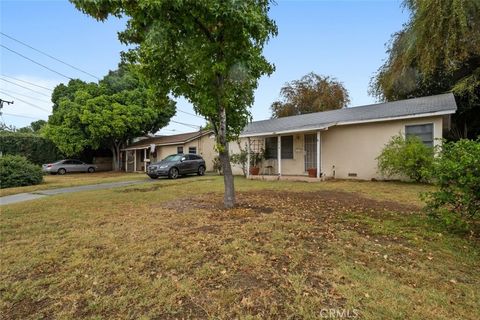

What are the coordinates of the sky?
(0, 0, 409, 134)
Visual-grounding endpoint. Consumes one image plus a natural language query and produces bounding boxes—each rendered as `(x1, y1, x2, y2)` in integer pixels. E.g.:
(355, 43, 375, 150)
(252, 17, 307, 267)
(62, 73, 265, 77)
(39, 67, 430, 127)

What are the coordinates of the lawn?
(0, 171, 146, 197)
(1, 176, 478, 319)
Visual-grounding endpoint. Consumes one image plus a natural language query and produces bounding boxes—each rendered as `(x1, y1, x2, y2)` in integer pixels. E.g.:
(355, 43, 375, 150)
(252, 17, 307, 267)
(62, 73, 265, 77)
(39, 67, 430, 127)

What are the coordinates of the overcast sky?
(1, 0, 408, 134)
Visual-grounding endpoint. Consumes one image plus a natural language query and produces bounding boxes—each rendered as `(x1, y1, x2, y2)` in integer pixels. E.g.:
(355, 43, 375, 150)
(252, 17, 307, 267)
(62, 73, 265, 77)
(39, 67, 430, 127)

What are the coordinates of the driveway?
(0, 179, 153, 205)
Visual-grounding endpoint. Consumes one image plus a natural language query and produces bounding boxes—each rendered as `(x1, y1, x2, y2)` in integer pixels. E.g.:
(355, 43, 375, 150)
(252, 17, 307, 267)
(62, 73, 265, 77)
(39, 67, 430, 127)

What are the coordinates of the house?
(235, 93, 457, 180)
(122, 130, 216, 172)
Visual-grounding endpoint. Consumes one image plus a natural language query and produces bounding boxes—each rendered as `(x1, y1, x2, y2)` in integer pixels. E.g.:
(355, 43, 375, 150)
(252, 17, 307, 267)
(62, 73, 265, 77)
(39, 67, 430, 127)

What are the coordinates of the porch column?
(316, 131, 321, 178)
(246, 138, 251, 178)
(144, 148, 147, 172)
(125, 151, 127, 172)
(277, 135, 281, 176)
(134, 150, 137, 172)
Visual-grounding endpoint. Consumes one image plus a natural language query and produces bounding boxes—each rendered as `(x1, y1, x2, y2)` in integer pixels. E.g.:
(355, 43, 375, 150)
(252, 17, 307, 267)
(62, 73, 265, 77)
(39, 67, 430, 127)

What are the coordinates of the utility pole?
(0, 98, 14, 114)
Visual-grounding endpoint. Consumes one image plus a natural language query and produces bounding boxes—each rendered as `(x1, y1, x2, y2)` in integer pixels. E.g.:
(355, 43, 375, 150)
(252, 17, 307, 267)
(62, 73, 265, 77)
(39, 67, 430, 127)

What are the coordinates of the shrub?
(423, 139, 480, 229)
(0, 155, 43, 189)
(377, 134, 434, 182)
(0, 132, 63, 165)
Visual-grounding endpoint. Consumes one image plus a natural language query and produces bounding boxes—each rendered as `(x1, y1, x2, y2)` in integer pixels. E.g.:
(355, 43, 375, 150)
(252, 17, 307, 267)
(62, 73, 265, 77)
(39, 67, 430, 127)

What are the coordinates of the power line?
(0, 91, 50, 112)
(170, 120, 202, 129)
(1, 44, 73, 80)
(177, 108, 203, 119)
(1, 74, 54, 91)
(0, 78, 52, 97)
(2, 112, 45, 120)
(1, 88, 51, 104)
(1, 33, 100, 81)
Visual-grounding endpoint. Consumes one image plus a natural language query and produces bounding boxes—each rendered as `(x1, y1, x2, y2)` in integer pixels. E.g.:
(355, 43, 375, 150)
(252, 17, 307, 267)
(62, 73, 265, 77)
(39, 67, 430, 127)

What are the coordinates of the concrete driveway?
(0, 179, 153, 205)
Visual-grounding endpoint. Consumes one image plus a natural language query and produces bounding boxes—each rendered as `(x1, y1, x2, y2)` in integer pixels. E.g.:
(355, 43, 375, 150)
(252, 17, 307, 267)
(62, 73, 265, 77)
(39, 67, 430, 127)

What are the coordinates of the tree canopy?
(71, 0, 278, 207)
(44, 65, 176, 170)
(271, 73, 350, 118)
(370, 0, 480, 139)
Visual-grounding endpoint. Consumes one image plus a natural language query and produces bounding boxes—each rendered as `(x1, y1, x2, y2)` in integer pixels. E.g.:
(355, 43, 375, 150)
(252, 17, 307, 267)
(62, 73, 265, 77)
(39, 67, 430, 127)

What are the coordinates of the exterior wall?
(321, 116, 443, 180)
(125, 133, 218, 173)
(241, 115, 444, 180)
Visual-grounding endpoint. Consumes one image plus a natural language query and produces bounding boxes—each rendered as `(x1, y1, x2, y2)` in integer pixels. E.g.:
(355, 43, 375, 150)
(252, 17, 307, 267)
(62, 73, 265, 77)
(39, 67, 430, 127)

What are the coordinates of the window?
(265, 136, 293, 159)
(281, 135, 294, 159)
(177, 146, 183, 154)
(405, 123, 434, 147)
(189, 146, 197, 154)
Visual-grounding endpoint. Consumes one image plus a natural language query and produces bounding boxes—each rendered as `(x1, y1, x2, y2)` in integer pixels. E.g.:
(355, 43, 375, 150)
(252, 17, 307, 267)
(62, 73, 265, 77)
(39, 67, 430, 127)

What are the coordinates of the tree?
(370, 0, 480, 139)
(16, 120, 47, 134)
(71, 0, 278, 208)
(271, 73, 349, 118)
(44, 66, 175, 170)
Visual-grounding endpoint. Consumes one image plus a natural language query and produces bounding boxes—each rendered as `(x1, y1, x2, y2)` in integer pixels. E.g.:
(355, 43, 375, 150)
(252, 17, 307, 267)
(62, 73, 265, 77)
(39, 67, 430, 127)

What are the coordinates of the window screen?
(188, 147, 197, 154)
(264, 136, 293, 159)
(265, 137, 277, 159)
(177, 146, 183, 154)
(405, 123, 434, 147)
(281, 136, 293, 159)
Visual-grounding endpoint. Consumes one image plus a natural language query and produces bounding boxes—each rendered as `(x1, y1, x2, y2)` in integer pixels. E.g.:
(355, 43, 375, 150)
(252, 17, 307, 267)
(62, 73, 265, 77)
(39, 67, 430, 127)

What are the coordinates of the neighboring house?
(235, 93, 457, 180)
(122, 130, 216, 172)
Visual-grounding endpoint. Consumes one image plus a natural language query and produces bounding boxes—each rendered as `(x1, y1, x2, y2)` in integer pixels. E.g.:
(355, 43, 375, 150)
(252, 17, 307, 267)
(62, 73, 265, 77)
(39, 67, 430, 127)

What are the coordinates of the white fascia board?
(239, 124, 332, 138)
(335, 110, 455, 127)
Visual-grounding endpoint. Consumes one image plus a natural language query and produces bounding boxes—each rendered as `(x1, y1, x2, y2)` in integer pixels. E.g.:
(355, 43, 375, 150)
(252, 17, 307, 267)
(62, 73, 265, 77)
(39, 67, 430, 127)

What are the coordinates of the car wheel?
(88, 167, 95, 173)
(57, 168, 66, 175)
(148, 175, 159, 179)
(197, 165, 205, 176)
(168, 167, 179, 179)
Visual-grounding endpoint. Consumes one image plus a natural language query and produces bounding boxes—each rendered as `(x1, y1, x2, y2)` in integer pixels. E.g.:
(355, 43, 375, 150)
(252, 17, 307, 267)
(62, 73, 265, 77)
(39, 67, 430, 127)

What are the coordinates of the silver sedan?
(42, 159, 97, 175)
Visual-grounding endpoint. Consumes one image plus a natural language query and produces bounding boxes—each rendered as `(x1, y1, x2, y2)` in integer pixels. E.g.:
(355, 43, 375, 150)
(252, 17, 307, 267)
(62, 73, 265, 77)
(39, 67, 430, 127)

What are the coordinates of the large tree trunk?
(218, 106, 235, 208)
(110, 141, 123, 171)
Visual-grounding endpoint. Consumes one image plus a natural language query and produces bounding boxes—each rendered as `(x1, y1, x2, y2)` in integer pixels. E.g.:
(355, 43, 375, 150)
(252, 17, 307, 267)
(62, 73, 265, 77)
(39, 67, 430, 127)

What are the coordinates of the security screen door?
(304, 134, 317, 171)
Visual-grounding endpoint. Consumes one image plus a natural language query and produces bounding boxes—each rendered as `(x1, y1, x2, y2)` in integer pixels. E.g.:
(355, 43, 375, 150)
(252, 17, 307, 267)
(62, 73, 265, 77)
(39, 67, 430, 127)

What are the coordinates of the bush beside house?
(423, 139, 480, 229)
(0, 155, 43, 188)
(377, 134, 434, 182)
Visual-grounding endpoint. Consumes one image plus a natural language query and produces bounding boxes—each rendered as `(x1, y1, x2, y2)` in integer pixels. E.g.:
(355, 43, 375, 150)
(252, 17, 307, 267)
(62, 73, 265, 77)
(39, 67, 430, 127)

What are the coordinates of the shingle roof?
(123, 130, 213, 150)
(241, 93, 457, 137)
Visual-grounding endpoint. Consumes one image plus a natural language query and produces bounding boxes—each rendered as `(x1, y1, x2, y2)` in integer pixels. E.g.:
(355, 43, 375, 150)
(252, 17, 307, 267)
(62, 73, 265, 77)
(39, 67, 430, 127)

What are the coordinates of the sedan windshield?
(162, 154, 183, 162)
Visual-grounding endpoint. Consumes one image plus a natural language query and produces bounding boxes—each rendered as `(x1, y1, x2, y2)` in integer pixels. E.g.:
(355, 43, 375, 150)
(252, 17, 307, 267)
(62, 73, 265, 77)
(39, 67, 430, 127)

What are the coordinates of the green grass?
(1, 176, 478, 319)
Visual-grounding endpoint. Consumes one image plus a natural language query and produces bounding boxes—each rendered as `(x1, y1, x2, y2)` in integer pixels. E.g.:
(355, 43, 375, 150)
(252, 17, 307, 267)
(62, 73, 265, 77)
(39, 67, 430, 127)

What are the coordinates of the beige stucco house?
(122, 130, 216, 172)
(234, 93, 457, 180)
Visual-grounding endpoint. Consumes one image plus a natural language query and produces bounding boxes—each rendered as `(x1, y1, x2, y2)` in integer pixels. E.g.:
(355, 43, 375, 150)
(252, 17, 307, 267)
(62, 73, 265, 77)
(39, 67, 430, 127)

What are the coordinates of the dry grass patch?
(1, 177, 478, 319)
(0, 171, 146, 197)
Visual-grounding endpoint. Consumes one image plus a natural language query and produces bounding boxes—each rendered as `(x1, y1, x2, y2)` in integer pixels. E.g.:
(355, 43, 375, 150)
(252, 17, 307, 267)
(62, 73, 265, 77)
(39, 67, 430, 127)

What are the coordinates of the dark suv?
(147, 153, 206, 179)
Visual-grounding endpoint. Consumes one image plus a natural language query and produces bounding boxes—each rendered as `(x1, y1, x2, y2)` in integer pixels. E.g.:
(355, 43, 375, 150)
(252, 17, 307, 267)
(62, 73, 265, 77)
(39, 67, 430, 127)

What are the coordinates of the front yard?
(0, 171, 146, 197)
(1, 176, 478, 319)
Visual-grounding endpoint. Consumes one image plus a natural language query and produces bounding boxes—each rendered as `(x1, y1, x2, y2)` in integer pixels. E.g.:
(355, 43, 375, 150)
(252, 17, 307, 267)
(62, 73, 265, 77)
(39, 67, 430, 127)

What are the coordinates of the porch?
(243, 129, 327, 179)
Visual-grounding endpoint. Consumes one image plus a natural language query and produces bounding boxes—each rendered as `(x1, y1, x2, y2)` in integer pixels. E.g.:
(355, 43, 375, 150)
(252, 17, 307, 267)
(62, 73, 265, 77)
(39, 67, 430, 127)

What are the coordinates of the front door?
(304, 134, 317, 171)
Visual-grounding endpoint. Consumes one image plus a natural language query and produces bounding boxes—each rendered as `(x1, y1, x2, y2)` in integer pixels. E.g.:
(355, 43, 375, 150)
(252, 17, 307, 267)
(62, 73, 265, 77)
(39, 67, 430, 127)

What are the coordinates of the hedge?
(0, 132, 63, 165)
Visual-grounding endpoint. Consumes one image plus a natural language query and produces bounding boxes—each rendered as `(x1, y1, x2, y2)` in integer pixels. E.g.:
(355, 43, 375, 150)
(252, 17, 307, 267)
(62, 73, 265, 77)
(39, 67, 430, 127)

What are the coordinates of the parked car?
(147, 153, 206, 179)
(42, 159, 97, 175)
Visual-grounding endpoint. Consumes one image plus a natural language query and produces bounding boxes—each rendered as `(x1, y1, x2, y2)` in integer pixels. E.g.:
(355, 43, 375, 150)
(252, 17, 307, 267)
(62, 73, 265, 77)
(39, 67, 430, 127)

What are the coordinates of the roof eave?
(239, 109, 455, 138)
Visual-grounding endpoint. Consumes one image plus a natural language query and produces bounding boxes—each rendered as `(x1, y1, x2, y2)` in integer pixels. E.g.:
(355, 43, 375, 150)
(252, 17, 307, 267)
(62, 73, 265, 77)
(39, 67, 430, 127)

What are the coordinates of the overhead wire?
(0, 91, 50, 112)
(1, 88, 51, 104)
(1, 44, 73, 80)
(2, 112, 45, 120)
(1, 32, 100, 80)
(1, 74, 54, 91)
(0, 78, 52, 97)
